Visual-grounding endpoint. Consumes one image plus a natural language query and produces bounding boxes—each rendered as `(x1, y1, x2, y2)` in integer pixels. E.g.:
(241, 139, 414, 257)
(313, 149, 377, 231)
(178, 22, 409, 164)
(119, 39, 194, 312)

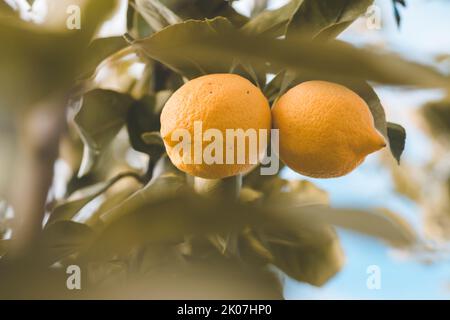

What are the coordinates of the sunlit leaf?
(35, 221, 95, 265)
(267, 179, 329, 207)
(258, 221, 344, 286)
(134, 0, 182, 33)
(47, 172, 142, 225)
(287, 0, 373, 40)
(74, 89, 134, 176)
(264, 70, 288, 103)
(85, 182, 142, 227)
(243, 0, 372, 41)
(242, 0, 302, 37)
(135, 24, 449, 88)
(134, 17, 235, 78)
(162, 0, 248, 27)
(290, 206, 418, 247)
(80, 36, 129, 79)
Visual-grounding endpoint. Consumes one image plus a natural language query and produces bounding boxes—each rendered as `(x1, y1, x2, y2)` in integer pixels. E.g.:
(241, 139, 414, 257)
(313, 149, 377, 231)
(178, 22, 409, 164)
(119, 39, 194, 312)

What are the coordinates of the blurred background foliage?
(0, 0, 449, 299)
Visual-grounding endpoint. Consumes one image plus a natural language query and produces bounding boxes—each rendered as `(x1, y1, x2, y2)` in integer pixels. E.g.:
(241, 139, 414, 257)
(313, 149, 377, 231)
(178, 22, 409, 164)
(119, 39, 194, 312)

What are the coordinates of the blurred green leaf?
(229, 59, 265, 88)
(162, 0, 248, 26)
(422, 100, 450, 137)
(251, 0, 269, 17)
(264, 70, 287, 103)
(84, 177, 273, 261)
(134, 0, 182, 33)
(134, 17, 235, 78)
(86, 182, 142, 227)
(80, 36, 129, 79)
(387, 122, 406, 164)
(0, 239, 9, 256)
(98, 168, 185, 226)
(47, 172, 143, 225)
(74, 89, 134, 176)
(239, 187, 263, 205)
(258, 222, 344, 286)
(134, 22, 449, 88)
(267, 179, 329, 207)
(35, 221, 95, 265)
(294, 206, 417, 247)
(0, 0, 119, 110)
(242, 0, 302, 37)
(0, 1, 16, 15)
(243, 0, 372, 40)
(287, 0, 373, 40)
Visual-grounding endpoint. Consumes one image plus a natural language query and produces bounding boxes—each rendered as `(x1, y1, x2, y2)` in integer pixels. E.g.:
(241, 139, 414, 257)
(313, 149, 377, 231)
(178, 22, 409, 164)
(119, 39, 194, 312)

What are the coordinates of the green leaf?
(229, 59, 266, 88)
(126, 95, 166, 156)
(134, 17, 235, 79)
(0, 0, 119, 110)
(387, 122, 406, 164)
(264, 71, 286, 103)
(85, 182, 142, 227)
(162, 0, 248, 27)
(0, 239, 9, 257)
(0, 1, 15, 14)
(242, 0, 302, 37)
(251, 0, 269, 17)
(170, 30, 449, 88)
(267, 179, 329, 207)
(74, 89, 134, 176)
(294, 206, 417, 248)
(36, 221, 95, 265)
(264, 70, 297, 103)
(258, 222, 344, 286)
(422, 99, 450, 137)
(80, 36, 129, 79)
(243, 0, 372, 40)
(134, 0, 182, 33)
(47, 172, 142, 225)
(287, 0, 374, 40)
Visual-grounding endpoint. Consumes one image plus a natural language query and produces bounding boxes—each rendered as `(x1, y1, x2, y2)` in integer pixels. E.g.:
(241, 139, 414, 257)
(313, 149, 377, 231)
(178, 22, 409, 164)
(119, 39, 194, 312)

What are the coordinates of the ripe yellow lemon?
(272, 80, 386, 178)
(160, 74, 271, 179)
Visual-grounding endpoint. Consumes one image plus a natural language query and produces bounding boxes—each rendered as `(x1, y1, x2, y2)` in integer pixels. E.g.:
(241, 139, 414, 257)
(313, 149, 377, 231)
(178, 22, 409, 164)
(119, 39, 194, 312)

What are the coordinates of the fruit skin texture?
(160, 73, 271, 179)
(272, 80, 386, 178)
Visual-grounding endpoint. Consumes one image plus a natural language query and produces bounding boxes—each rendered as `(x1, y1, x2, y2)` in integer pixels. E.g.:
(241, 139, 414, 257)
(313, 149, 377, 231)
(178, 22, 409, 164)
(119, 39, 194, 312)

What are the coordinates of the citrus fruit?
(160, 74, 271, 179)
(272, 80, 386, 178)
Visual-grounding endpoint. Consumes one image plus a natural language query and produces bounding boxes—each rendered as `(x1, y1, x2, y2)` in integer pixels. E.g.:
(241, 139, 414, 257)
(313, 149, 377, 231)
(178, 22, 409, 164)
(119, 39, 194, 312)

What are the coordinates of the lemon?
(272, 80, 386, 178)
(160, 74, 271, 179)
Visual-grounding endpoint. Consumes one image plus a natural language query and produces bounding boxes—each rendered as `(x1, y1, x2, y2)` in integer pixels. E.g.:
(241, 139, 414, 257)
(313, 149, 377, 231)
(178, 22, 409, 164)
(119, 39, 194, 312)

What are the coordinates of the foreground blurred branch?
(9, 99, 66, 256)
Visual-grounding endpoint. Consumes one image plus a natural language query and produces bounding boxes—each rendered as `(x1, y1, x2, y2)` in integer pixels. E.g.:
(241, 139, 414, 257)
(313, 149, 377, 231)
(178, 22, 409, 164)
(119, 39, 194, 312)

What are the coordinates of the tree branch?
(9, 98, 66, 256)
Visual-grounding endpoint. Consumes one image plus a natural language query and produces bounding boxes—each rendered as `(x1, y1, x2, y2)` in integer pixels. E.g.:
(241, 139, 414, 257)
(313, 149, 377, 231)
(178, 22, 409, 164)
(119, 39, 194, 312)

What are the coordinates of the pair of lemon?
(160, 74, 386, 179)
